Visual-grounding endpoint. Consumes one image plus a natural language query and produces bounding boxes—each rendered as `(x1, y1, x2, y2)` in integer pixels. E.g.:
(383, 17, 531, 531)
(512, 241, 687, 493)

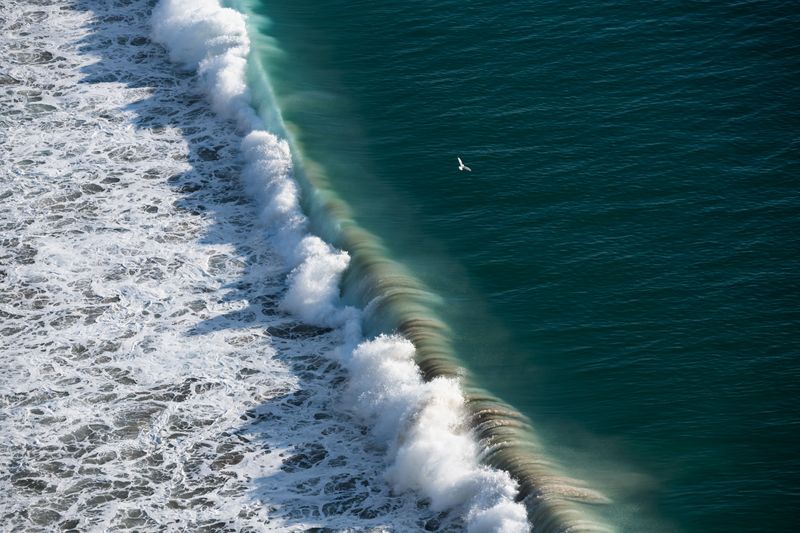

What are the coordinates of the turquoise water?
(244, 1, 799, 530)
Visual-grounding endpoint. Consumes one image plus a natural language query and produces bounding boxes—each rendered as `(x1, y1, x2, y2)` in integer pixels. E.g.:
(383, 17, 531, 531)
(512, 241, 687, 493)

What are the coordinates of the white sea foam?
(152, 0, 259, 130)
(0, 0, 460, 530)
(150, 0, 529, 530)
(153, 0, 356, 332)
(347, 336, 529, 532)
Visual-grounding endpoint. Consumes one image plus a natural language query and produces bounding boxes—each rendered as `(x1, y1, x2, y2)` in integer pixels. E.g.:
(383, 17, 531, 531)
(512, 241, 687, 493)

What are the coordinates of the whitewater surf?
(1, 0, 535, 530)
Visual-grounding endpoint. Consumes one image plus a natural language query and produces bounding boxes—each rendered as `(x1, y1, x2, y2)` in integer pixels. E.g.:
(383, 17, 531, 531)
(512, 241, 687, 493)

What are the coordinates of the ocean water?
(2, 0, 797, 531)
(238, 0, 800, 531)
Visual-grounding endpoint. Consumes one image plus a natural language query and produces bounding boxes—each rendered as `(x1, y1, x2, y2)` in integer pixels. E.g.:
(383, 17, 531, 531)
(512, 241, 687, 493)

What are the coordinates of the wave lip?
(151, 0, 530, 531)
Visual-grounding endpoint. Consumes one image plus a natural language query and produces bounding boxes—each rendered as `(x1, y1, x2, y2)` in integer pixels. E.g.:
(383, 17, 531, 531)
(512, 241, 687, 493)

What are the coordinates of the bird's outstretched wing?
(458, 157, 464, 166)
(463, 164, 471, 171)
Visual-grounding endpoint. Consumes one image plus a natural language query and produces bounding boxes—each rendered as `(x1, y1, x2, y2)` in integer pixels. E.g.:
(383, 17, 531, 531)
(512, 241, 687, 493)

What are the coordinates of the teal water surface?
(244, 1, 799, 530)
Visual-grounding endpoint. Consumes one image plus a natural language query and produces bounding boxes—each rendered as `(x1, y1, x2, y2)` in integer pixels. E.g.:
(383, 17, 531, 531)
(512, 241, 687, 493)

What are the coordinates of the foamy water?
(0, 0, 526, 530)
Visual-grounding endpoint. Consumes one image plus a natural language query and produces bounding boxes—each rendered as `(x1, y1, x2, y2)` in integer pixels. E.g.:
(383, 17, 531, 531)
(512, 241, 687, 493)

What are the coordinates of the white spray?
(151, 1, 529, 530)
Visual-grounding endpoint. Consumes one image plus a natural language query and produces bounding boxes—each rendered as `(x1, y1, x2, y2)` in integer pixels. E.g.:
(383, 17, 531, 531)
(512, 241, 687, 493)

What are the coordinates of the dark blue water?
(243, 0, 800, 530)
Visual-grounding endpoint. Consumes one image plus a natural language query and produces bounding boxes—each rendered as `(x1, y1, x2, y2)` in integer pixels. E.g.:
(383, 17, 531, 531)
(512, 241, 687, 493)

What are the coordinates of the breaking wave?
(151, 0, 530, 530)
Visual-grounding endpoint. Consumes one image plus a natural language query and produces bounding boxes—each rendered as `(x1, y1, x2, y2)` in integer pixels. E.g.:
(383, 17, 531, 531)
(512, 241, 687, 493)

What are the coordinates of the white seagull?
(457, 157, 472, 172)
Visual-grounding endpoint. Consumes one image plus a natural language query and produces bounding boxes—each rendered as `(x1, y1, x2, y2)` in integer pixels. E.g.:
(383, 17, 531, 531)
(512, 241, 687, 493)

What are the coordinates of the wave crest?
(150, 0, 530, 531)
